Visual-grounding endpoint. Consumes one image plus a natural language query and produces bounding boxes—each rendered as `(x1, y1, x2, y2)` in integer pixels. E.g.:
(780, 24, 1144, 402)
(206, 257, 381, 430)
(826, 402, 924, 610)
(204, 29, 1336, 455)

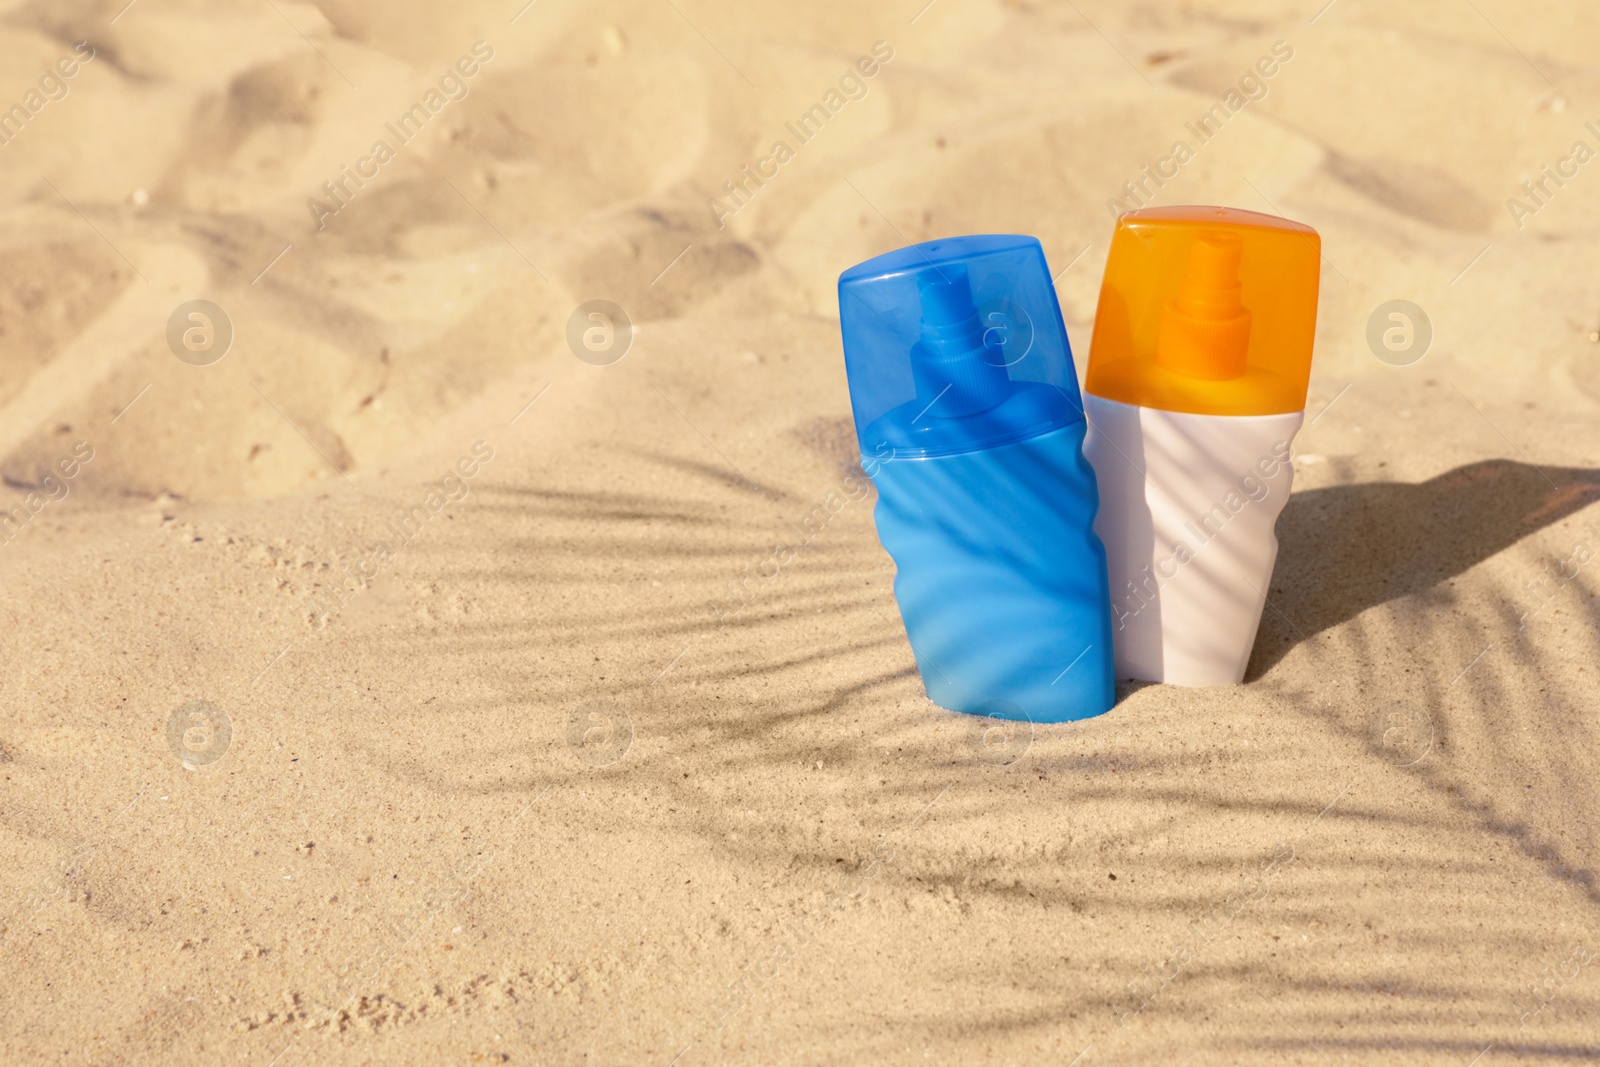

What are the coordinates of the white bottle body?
(1083, 393, 1303, 686)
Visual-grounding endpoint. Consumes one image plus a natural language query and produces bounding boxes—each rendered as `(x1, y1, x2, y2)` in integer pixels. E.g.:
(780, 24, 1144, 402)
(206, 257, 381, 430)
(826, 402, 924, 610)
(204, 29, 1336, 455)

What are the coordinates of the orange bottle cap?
(1085, 206, 1321, 416)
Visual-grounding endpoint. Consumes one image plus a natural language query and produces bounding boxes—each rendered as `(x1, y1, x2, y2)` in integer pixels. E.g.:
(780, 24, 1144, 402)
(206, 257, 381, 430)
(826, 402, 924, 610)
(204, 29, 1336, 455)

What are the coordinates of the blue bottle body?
(839, 234, 1116, 722)
(867, 420, 1115, 722)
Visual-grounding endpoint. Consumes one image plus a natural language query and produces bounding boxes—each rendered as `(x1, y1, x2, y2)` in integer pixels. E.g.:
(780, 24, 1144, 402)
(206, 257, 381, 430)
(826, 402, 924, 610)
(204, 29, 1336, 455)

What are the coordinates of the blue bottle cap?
(838, 234, 1085, 460)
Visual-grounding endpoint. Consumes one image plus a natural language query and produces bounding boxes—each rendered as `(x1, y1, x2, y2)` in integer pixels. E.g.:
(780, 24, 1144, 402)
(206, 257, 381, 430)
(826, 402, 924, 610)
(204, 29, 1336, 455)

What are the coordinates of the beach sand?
(2, 1, 1599, 1063)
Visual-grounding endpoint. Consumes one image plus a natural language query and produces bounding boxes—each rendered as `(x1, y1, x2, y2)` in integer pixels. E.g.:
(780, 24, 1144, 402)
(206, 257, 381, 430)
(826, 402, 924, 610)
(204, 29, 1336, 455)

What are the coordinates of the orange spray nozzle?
(1154, 231, 1251, 381)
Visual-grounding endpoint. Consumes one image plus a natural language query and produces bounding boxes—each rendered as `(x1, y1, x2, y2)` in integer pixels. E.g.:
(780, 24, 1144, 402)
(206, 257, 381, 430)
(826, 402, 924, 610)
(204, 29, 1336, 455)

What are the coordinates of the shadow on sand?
(1250, 459, 1600, 679)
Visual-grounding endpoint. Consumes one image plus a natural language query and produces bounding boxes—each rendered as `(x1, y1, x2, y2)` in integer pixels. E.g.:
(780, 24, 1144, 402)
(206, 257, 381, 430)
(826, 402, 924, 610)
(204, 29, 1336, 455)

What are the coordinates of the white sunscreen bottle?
(1081, 206, 1322, 686)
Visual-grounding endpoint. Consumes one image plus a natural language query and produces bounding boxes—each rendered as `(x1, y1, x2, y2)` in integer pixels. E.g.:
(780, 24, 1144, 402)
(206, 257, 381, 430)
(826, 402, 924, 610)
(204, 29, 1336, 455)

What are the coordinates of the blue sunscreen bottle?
(838, 235, 1115, 722)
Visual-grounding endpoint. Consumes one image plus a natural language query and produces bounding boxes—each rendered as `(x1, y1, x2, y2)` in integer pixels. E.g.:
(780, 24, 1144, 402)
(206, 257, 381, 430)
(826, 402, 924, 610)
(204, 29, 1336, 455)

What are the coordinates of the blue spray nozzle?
(917, 264, 977, 327)
(910, 263, 1010, 418)
(838, 235, 1085, 459)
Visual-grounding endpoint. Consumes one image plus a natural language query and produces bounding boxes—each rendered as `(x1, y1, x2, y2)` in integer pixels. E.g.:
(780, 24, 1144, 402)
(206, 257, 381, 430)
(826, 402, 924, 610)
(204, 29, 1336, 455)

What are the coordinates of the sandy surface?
(2, 0, 1600, 1063)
